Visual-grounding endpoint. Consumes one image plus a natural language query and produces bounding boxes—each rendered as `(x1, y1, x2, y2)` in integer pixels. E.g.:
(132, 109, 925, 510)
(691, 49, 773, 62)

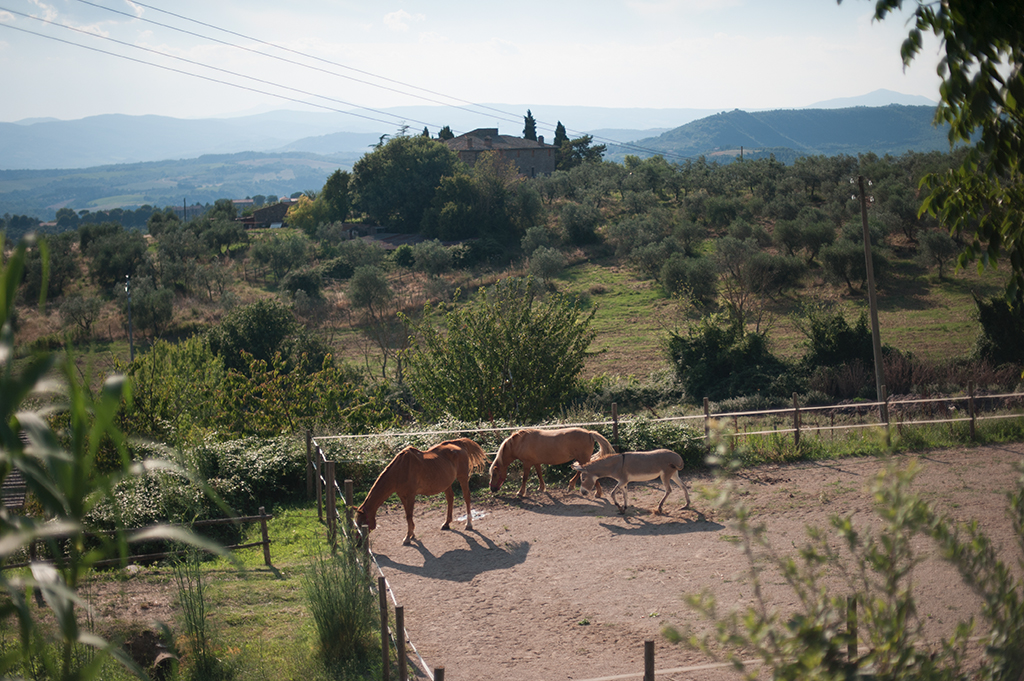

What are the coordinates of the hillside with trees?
(4, 124, 1022, 449)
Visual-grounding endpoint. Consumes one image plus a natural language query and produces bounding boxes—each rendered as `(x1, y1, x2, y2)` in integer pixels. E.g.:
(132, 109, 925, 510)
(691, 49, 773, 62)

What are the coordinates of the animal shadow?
(373, 531, 530, 583)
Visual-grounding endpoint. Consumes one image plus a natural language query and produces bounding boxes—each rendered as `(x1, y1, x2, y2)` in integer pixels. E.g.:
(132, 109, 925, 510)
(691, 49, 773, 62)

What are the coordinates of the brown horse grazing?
(355, 438, 488, 546)
(488, 427, 614, 498)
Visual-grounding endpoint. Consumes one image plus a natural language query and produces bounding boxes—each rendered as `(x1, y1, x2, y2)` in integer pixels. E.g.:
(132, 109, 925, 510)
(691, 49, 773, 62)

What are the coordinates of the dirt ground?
(366, 443, 1024, 681)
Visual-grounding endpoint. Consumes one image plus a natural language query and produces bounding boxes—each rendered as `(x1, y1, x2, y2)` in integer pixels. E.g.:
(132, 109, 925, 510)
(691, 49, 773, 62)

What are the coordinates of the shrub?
(303, 533, 380, 672)
(668, 314, 799, 403)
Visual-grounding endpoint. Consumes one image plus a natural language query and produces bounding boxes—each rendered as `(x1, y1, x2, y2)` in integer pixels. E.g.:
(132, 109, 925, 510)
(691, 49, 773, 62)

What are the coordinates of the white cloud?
(383, 10, 425, 32)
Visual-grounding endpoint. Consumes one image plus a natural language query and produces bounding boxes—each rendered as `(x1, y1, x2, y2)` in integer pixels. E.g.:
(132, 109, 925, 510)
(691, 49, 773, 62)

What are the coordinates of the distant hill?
(0, 152, 348, 219)
(802, 88, 936, 109)
(616, 105, 952, 163)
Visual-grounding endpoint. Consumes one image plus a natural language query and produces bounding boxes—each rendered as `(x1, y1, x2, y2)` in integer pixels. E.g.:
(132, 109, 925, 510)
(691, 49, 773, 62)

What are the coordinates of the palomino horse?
(355, 438, 488, 546)
(572, 448, 691, 515)
(488, 427, 614, 498)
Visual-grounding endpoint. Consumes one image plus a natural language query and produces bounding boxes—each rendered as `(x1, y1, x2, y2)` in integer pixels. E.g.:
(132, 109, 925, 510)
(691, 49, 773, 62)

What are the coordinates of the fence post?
(258, 506, 271, 567)
(396, 605, 408, 681)
(345, 479, 355, 537)
(847, 595, 858, 660)
(325, 461, 337, 550)
(881, 384, 891, 447)
(305, 431, 313, 500)
(793, 392, 801, 447)
(316, 447, 324, 524)
(643, 639, 654, 681)
(612, 402, 620, 451)
(703, 397, 710, 442)
(434, 668, 445, 681)
(379, 576, 390, 681)
(969, 381, 977, 441)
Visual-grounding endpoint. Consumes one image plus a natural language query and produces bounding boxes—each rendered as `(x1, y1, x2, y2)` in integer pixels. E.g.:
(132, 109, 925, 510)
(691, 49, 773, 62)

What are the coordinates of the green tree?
(251, 231, 310, 281)
(347, 265, 405, 379)
(118, 276, 174, 338)
(438, 125, 454, 140)
(523, 109, 538, 141)
(557, 134, 607, 171)
(918, 228, 959, 279)
(553, 121, 569, 169)
(59, 293, 102, 338)
(528, 245, 566, 284)
(86, 228, 152, 290)
(851, 0, 1024, 295)
(320, 168, 351, 224)
(207, 299, 298, 374)
(351, 135, 462, 232)
(403, 277, 597, 422)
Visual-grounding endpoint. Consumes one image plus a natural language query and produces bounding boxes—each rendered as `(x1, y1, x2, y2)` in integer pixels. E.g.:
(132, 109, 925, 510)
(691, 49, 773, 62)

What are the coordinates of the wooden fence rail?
(2, 508, 275, 571)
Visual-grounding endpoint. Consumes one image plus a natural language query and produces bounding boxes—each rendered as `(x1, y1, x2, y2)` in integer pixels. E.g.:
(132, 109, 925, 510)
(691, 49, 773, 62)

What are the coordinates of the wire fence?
(304, 386, 1024, 680)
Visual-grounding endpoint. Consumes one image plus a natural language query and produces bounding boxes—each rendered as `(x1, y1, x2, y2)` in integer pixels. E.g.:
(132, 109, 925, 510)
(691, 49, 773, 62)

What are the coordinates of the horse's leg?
(535, 465, 546, 493)
(517, 463, 531, 497)
(401, 495, 416, 545)
(460, 474, 474, 531)
(620, 482, 630, 515)
(441, 486, 454, 531)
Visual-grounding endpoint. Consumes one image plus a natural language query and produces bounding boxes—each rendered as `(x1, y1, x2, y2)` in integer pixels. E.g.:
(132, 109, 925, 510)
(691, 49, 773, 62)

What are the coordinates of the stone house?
(443, 128, 556, 177)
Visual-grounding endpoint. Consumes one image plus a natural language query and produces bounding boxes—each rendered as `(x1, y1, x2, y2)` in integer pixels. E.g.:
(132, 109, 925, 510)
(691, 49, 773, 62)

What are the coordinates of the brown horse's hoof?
(441, 523, 451, 531)
(402, 537, 413, 546)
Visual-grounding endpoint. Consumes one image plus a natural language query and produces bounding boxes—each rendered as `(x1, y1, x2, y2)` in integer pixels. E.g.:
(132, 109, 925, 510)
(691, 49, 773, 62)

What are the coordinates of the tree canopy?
(403, 277, 596, 422)
(350, 135, 462, 232)
(849, 0, 1024, 295)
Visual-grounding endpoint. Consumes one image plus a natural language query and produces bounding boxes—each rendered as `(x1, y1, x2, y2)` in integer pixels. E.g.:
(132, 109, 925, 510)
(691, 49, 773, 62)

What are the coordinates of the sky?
(0, 0, 943, 127)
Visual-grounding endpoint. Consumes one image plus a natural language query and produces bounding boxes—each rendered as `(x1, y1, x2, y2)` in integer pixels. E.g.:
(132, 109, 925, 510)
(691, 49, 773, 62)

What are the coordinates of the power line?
(73, 0, 524, 132)
(6, 2, 700, 162)
(0, 21, 405, 129)
(73, 0, 695, 159)
(2, 6, 453, 133)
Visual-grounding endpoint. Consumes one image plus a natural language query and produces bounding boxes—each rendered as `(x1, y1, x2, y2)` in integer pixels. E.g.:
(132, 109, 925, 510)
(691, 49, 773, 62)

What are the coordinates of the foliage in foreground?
(0, 235, 225, 680)
(665, 432, 1024, 680)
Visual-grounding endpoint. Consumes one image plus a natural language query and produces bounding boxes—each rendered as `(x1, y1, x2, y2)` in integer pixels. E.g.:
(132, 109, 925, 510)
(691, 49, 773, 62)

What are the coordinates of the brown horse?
(355, 438, 488, 546)
(488, 427, 614, 497)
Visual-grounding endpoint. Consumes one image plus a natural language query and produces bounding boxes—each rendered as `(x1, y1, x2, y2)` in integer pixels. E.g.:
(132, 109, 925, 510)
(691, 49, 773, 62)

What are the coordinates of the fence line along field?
(361, 443, 1023, 680)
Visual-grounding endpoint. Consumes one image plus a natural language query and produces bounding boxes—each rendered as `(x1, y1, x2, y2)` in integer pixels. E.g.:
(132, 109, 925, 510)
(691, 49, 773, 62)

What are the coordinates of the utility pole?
(857, 175, 887, 422)
(125, 275, 134, 363)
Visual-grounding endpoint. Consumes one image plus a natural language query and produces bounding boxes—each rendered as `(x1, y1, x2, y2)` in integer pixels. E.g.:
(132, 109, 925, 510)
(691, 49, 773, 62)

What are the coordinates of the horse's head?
(488, 449, 507, 493)
(355, 506, 376, 532)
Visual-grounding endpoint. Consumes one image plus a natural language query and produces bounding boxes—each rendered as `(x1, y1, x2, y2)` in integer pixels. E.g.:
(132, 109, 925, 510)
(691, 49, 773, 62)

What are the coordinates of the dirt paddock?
(366, 444, 1024, 680)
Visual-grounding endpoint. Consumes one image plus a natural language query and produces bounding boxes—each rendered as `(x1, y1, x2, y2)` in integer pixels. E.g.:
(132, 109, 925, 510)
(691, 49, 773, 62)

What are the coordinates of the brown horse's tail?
(459, 438, 489, 473)
(590, 430, 615, 457)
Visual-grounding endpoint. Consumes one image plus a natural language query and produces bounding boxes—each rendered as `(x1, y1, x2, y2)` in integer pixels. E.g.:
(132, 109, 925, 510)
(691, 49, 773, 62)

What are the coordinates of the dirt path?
(367, 444, 1024, 680)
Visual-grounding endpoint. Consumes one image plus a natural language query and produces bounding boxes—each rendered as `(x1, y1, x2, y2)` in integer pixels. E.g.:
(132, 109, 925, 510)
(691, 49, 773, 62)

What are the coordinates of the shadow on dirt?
(373, 532, 530, 583)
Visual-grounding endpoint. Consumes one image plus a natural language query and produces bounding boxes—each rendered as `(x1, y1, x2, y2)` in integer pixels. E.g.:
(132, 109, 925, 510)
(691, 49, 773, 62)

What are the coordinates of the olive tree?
(403, 277, 596, 422)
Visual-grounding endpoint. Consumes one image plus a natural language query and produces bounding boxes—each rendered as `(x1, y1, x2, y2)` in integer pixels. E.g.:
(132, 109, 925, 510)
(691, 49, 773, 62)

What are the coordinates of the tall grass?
(174, 548, 233, 681)
(302, 531, 380, 676)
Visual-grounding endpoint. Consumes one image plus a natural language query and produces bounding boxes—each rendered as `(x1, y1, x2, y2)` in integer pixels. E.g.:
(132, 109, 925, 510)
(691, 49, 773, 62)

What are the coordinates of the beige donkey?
(572, 449, 691, 515)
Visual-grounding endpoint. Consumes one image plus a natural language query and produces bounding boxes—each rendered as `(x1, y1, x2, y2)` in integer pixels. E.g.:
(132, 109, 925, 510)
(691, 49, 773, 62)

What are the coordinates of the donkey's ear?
(571, 462, 583, 471)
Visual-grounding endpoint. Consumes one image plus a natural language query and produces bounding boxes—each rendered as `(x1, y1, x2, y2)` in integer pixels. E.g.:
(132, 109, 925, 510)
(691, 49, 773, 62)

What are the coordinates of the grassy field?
(553, 249, 1008, 380)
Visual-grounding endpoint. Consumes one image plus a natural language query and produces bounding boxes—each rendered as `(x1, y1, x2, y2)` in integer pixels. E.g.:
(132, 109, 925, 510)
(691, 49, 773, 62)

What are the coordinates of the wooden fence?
(3, 508, 275, 571)
(307, 388, 1024, 680)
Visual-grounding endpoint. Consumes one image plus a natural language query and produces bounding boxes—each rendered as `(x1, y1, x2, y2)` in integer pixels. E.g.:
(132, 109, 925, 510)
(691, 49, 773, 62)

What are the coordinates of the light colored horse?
(572, 448, 691, 515)
(355, 438, 488, 545)
(488, 427, 614, 497)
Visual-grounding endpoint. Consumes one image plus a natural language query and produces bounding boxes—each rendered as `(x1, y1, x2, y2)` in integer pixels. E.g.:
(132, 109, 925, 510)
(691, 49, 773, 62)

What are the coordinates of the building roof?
(444, 128, 552, 152)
